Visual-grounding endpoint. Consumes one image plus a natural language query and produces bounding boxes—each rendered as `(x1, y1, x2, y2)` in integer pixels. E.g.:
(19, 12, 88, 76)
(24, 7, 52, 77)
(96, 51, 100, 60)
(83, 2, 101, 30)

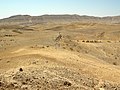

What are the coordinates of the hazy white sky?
(0, 0, 120, 19)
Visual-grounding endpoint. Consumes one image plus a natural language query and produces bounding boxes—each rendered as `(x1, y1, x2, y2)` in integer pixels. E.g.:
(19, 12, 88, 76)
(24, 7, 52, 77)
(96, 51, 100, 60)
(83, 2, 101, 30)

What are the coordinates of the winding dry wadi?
(0, 15, 120, 90)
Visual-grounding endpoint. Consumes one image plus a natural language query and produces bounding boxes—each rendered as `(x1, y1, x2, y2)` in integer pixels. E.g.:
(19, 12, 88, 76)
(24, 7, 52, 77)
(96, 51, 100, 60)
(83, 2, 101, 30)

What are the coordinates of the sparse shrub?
(4, 34, 12, 37)
(10, 39, 14, 41)
(90, 41, 94, 43)
(113, 62, 117, 65)
(94, 40, 98, 43)
(42, 46, 45, 48)
(70, 47, 73, 51)
(46, 45, 49, 48)
(86, 40, 89, 43)
(42, 77, 45, 79)
(30, 46, 34, 48)
(66, 44, 69, 46)
(7, 61, 10, 63)
(22, 82, 26, 85)
(115, 57, 117, 59)
(32, 61, 37, 64)
(82, 40, 85, 42)
(46, 61, 48, 63)
(107, 41, 111, 43)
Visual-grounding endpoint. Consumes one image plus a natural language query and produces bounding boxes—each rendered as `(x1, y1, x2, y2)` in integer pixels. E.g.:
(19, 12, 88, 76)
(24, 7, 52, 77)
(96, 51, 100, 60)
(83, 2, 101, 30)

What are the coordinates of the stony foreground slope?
(0, 47, 120, 90)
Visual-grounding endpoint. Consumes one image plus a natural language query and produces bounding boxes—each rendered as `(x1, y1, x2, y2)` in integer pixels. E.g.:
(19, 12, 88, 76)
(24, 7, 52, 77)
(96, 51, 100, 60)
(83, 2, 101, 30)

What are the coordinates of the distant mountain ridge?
(0, 14, 120, 25)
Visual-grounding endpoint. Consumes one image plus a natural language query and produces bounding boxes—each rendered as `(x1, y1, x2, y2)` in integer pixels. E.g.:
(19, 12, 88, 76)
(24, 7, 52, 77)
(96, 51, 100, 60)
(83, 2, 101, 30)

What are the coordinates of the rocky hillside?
(0, 15, 120, 25)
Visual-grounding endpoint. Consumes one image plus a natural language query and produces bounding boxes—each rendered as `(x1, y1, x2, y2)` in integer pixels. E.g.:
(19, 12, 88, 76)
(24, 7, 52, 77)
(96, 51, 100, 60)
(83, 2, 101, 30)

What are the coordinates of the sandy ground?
(0, 23, 120, 90)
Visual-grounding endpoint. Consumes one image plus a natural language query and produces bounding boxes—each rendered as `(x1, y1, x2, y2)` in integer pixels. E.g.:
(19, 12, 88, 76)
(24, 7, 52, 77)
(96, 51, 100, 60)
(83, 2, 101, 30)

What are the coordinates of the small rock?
(64, 81, 72, 86)
(19, 68, 23, 72)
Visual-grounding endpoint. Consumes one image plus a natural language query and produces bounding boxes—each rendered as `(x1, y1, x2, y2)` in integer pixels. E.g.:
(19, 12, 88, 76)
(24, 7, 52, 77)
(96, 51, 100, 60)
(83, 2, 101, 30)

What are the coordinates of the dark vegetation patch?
(113, 62, 117, 65)
(107, 41, 111, 43)
(81, 40, 102, 43)
(4, 34, 16, 37)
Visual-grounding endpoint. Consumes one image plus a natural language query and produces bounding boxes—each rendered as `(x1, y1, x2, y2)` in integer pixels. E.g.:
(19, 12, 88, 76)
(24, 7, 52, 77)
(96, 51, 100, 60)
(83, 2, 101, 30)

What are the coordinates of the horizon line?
(0, 14, 120, 19)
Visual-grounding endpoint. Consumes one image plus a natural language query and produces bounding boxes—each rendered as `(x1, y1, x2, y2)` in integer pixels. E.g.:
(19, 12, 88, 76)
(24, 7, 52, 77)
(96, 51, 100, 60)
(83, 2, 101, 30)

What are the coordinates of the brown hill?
(0, 15, 120, 25)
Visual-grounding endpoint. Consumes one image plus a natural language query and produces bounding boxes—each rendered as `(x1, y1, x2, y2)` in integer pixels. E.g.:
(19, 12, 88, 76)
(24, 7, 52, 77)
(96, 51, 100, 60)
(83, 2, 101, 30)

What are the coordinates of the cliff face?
(0, 15, 120, 25)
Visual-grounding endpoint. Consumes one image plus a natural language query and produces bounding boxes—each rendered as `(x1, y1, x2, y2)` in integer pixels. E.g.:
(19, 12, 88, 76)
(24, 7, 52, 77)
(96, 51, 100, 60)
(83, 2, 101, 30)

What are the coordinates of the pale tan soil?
(0, 23, 120, 90)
